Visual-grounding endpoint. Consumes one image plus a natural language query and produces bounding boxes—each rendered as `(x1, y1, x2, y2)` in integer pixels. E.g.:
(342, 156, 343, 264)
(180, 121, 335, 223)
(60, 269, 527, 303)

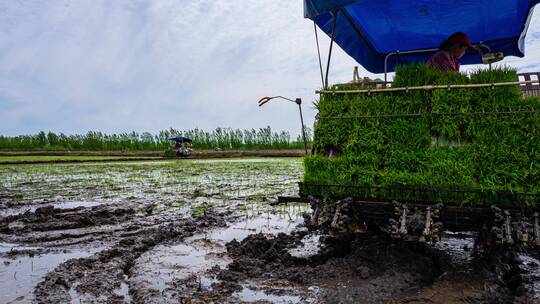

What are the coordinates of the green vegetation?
(0, 127, 312, 152)
(304, 64, 540, 205)
(0, 158, 307, 221)
(191, 202, 212, 218)
(0, 158, 303, 203)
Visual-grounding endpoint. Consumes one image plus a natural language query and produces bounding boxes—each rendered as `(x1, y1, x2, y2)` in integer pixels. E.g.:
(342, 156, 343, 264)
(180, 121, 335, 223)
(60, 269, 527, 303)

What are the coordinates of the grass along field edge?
(0, 150, 309, 164)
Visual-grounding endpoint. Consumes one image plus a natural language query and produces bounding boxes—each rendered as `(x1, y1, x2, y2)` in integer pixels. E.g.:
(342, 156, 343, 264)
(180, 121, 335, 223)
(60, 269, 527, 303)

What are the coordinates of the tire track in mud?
(0, 205, 136, 234)
(3, 199, 540, 303)
(33, 214, 226, 303)
(0, 158, 306, 303)
(2, 187, 540, 301)
(0, 198, 225, 303)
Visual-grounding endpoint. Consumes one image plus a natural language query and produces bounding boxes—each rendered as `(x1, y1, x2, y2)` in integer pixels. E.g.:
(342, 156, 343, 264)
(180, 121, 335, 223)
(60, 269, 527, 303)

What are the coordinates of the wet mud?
(2, 201, 540, 303)
(214, 231, 540, 303)
(1, 159, 540, 303)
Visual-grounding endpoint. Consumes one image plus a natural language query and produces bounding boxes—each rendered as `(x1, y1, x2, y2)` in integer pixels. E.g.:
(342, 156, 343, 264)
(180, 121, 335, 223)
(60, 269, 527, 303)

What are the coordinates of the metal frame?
(383, 44, 493, 82)
(324, 10, 339, 89)
(313, 11, 497, 85)
(318, 109, 540, 121)
(313, 21, 325, 89)
(317, 80, 539, 95)
(299, 182, 540, 207)
(518, 72, 540, 97)
(383, 48, 438, 82)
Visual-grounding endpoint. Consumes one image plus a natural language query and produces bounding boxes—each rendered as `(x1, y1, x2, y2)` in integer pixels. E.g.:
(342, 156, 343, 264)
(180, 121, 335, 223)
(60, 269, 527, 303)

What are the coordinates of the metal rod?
(297, 100, 308, 155)
(258, 96, 308, 155)
(299, 182, 540, 197)
(319, 109, 540, 120)
(313, 21, 325, 89)
(383, 43, 491, 82)
(324, 10, 339, 89)
(316, 80, 539, 94)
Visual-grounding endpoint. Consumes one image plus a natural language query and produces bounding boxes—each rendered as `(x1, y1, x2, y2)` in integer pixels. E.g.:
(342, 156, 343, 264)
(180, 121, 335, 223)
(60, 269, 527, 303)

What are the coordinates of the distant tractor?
(168, 136, 193, 157)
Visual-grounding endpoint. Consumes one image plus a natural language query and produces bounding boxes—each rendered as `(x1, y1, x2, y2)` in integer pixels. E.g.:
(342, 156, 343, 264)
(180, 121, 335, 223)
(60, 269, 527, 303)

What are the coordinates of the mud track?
(34, 216, 226, 303)
(1, 200, 540, 303)
(0, 195, 540, 303)
(1, 197, 540, 303)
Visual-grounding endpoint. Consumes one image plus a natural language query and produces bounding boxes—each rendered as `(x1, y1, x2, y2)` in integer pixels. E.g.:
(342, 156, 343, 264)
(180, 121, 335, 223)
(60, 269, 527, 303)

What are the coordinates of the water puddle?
(52, 200, 103, 210)
(0, 243, 41, 254)
(288, 234, 322, 259)
(0, 244, 104, 303)
(232, 285, 303, 303)
(192, 158, 294, 164)
(434, 231, 475, 267)
(0, 201, 104, 217)
(518, 254, 540, 298)
(130, 204, 310, 301)
(68, 273, 131, 304)
(208, 210, 306, 243)
(114, 275, 132, 302)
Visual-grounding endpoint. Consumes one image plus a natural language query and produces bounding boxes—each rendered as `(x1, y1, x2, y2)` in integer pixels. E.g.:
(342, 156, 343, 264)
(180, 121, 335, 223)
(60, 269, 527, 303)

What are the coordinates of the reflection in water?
(0, 245, 103, 303)
(130, 204, 311, 302)
(518, 254, 540, 299)
(233, 285, 303, 303)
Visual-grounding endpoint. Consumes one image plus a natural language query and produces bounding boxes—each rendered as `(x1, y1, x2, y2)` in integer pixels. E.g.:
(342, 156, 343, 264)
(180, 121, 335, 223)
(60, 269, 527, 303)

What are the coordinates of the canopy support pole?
(313, 21, 325, 89)
(296, 99, 309, 155)
(324, 10, 339, 89)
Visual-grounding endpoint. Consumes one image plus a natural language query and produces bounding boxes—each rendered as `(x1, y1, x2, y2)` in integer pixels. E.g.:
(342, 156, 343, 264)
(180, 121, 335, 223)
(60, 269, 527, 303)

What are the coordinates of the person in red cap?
(427, 32, 475, 72)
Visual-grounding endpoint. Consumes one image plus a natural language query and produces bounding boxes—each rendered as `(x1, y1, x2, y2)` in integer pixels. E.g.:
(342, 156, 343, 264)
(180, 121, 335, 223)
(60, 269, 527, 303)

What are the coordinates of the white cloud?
(0, 1, 538, 136)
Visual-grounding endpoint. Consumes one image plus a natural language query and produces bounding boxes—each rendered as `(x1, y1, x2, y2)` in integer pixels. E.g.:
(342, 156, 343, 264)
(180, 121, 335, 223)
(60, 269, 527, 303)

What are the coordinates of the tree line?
(0, 127, 313, 151)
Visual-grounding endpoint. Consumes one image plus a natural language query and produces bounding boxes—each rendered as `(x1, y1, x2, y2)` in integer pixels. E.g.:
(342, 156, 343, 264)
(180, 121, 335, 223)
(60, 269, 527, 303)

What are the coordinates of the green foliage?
(393, 62, 469, 87)
(191, 202, 211, 218)
(0, 126, 313, 152)
(305, 64, 540, 205)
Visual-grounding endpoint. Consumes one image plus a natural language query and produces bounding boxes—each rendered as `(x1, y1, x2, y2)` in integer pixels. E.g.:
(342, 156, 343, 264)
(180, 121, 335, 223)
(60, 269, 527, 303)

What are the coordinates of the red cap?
(447, 32, 475, 49)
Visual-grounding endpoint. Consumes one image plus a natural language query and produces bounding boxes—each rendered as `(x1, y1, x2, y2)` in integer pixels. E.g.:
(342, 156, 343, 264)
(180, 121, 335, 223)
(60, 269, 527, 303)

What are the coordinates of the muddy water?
(0, 244, 104, 303)
(233, 286, 304, 303)
(0, 158, 308, 303)
(288, 234, 322, 259)
(519, 254, 540, 299)
(129, 204, 311, 303)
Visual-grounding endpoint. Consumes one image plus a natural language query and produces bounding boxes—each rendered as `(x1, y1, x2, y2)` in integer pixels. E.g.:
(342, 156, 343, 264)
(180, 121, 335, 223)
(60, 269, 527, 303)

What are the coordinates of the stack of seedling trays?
(303, 64, 540, 210)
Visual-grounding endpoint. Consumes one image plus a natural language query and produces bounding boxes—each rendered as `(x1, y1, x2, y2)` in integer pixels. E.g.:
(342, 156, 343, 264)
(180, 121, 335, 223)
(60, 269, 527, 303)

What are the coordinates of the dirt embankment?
(0, 150, 307, 165)
(0, 151, 164, 157)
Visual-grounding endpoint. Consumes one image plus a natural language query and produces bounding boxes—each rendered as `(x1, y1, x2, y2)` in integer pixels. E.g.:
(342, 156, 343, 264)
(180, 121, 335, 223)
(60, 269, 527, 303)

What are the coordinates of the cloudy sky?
(1, 1, 539, 136)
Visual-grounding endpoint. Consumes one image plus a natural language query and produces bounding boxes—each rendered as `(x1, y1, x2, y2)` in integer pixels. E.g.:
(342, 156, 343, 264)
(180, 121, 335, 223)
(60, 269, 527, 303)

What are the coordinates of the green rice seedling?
(304, 63, 540, 206)
(191, 202, 211, 218)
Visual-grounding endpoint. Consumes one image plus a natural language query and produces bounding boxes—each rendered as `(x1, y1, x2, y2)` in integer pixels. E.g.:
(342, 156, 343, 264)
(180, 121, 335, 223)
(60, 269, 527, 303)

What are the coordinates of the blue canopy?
(168, 136, 192, 143)
(305, 0, 540, 73)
